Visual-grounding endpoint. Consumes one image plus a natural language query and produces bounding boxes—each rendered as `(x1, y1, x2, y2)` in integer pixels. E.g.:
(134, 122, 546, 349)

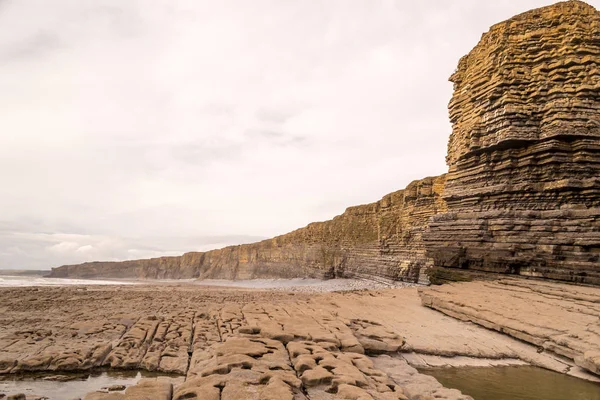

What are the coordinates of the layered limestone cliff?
(424, 1, 600, 285)
(50, 1, 600, 286)
(49, 176, 447, 282)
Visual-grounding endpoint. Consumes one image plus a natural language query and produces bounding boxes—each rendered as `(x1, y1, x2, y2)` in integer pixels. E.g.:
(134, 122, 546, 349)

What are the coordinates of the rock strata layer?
(424, 1, 600, 285)
(49, 176, 447, 283)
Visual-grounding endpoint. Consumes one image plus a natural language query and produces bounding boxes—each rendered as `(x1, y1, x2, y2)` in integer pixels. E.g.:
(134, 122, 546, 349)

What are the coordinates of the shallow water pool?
(421, 365, 600, 400)
(0, 370, 181, 399)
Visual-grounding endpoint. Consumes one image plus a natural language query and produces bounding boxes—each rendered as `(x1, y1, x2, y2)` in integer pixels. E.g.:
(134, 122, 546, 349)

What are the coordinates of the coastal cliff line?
(50, 176, 447, 282)
(50, 1, 600, 285)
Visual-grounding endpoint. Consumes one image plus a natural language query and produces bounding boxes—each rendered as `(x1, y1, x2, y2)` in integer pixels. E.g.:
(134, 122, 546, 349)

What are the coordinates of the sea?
(0, 275, 137, 287)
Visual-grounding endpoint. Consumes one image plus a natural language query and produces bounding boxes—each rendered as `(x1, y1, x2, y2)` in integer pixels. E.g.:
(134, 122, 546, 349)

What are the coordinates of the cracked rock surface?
(2, 278, 598, 399)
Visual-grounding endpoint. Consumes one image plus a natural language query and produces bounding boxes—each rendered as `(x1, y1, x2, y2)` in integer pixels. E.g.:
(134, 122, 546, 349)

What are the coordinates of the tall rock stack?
(425, 1, 600, 285)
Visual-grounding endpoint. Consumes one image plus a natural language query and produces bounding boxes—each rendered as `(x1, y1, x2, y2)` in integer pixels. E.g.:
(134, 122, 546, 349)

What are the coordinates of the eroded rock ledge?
(419, 278, 600, 377)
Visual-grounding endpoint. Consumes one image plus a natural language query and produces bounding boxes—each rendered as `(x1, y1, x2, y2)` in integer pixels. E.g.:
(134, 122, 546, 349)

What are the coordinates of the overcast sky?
(1, 0, 597, 269)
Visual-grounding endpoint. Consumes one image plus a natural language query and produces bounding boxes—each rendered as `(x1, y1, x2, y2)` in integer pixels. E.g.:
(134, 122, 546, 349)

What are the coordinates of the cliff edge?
(50, 176, 447, 282)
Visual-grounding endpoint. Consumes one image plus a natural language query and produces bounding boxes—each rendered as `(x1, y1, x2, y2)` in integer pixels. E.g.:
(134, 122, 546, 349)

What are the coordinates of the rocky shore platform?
(1, 277, 598, 399)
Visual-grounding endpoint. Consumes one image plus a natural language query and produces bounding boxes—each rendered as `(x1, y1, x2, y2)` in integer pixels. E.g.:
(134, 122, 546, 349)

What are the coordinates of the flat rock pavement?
(0, 278, 598, 399)
(420, 278, 600, 377)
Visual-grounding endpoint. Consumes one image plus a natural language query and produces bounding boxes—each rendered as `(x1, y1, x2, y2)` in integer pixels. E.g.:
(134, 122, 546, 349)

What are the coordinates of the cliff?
(424, 1, 600, 285)
(50, 1, 600, 286)
(49, 175, 447, 282)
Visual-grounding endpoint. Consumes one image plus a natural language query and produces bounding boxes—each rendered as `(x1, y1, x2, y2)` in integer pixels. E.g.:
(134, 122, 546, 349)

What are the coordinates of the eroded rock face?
(446, 1, 600, 165)
(49, 176, 447, 283)
(425, 1, 600, 285)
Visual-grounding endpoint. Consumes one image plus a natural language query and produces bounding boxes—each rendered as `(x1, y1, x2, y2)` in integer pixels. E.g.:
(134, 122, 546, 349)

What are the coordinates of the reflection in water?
(0, 370, 174, 399)
(421, 366, 600, 400)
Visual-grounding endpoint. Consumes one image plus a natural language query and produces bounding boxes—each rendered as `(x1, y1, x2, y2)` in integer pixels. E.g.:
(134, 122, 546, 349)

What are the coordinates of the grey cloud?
(200, 104, 236, 116)
(256, 109, 293, 124)
(0, 227, 266, 269)
(169, 143, 245, 167)
(0, 31, 61, 62)
(245, 129, 284, 139)
(279, 136, 308, 148)
(245, 130, 309, 148)
(96, 5, 142, 38)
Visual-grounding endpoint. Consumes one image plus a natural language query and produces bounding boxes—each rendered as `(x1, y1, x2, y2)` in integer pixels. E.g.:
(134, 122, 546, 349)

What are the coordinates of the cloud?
(0, 31, 62, 62)
(1, 0, 596, 269)
(49, 241, 81, 253)
(0, 228, 265, 269)
(256, 109, 296, 125)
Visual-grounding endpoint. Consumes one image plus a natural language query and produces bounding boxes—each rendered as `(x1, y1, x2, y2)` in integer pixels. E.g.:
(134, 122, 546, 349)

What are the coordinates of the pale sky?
(2, 0, 597, 269)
